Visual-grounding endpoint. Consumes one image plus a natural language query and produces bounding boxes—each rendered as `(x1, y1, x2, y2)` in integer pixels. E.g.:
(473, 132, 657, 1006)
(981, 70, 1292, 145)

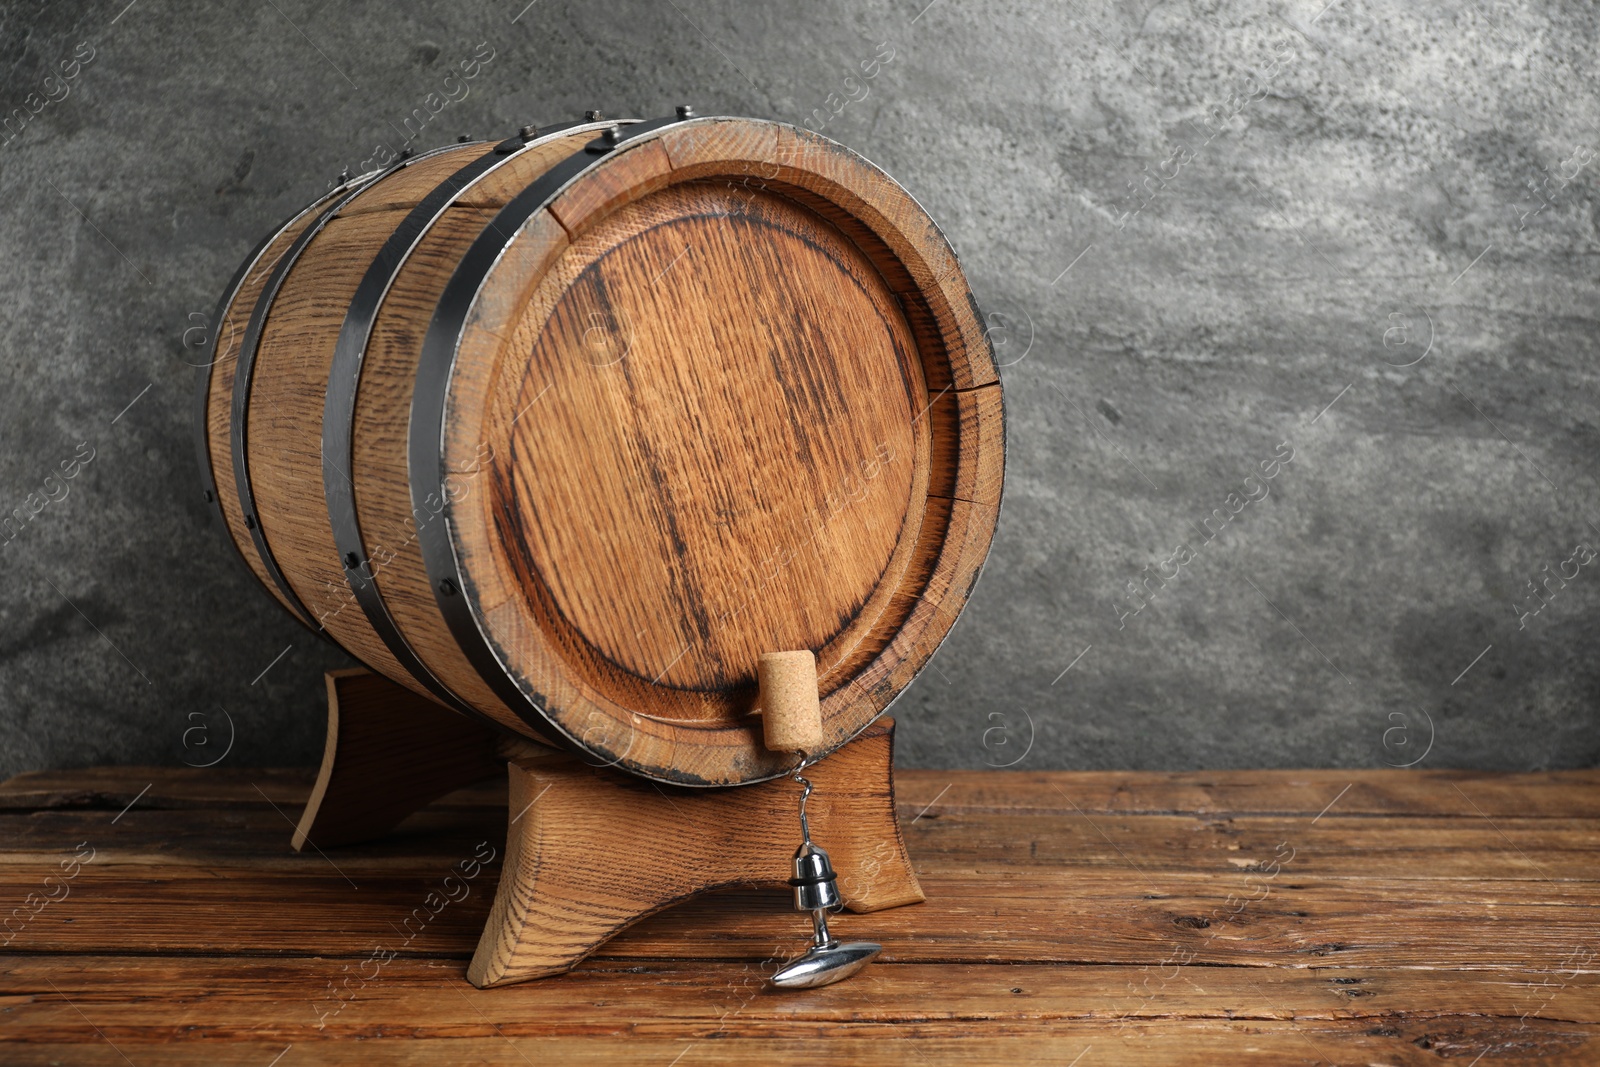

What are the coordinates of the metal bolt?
(585, 109, 604, 121)
(676, 104, 695, 118)
(457, 134, 470, 143)
(439, 577, 458, 597)
(602, 125, 622, 144)
(519, 124, 539, 142)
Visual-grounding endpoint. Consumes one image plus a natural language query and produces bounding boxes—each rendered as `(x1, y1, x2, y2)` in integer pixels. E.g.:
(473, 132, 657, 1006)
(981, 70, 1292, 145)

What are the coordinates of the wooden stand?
(292, 670, 503, 850)
(293, 669, 925, 988)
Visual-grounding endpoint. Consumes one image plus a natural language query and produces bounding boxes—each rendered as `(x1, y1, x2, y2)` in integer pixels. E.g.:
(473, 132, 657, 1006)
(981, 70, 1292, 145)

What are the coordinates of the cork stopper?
(757, 650, 824, 754)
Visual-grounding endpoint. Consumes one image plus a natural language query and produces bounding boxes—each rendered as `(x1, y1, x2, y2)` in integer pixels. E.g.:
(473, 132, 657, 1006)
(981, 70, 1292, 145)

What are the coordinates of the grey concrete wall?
(1, 0, 1595, 779)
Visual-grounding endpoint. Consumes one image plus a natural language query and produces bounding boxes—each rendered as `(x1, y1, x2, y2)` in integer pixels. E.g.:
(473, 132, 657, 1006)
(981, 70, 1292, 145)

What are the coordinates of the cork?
(757, 650, 824, 754)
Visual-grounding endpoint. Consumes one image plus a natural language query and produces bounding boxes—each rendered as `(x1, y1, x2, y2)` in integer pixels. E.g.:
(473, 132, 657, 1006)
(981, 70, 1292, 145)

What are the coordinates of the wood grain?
(334, 146, 492, 217)
(3, 764, 1597, 1065)
(493, 181, 924, 695)
(203, 194, 334, 620)
(4, 1031, 1597, 1067)
(8, 864, 1599, 967)
(8, 807, 1598, 880)
(202, 116, 1001, 783)
(250, 204, 433, 681)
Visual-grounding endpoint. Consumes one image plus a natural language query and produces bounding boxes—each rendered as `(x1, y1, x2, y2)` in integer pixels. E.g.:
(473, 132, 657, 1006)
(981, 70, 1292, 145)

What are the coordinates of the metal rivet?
(585, 109, 603, 121)
(603, 125, 622, 144)
(244, 514, 257, 529)
(399, 147, 414, 160)
(439, 577, 458, 597)
(676, 104, 695, 118)
(203, 489, 214, 503)
(457, 134, 470, 143)
(344, 552, 360, 569)
(337, 168, 352, 183)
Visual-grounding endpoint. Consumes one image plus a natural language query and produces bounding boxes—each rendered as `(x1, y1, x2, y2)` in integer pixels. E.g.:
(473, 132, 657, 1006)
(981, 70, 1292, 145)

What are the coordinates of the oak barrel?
(195, 111, 1004, 786)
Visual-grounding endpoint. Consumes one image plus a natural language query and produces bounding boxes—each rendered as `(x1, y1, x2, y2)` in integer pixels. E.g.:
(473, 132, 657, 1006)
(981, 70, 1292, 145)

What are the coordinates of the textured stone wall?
(1, 0, 1595, 777)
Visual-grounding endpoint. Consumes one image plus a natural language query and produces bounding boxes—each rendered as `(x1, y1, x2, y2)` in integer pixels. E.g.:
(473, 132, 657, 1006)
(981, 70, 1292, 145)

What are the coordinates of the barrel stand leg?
(468, 718, 924, 988)
(292, 669, 502, 851)
(287, 669, 924, 989)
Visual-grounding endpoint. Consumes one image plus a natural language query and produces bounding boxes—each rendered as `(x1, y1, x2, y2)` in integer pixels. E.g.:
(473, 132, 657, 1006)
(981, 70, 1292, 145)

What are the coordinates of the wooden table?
(2, 766, 1597, 1064)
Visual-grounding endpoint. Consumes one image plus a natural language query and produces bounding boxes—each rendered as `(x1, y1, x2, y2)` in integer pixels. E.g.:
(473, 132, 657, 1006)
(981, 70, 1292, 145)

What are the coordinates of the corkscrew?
(769, 768, 882, 989)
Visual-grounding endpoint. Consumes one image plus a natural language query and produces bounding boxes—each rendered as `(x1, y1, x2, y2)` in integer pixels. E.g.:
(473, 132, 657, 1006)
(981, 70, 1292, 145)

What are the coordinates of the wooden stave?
(193, 181, 353, 634)
(200, 145, 475, 644)
(239, 145, 494, 708)
(319, 151, 505, 720)
(343, 127, 692, 744)
(227, 145, 476, 638)
(201, 124, 660, 740)
(200, 182, 369, 634)
(201, 114, 1003, 785)
(409, 117, 704, 763)
(322, 121, 624, 744)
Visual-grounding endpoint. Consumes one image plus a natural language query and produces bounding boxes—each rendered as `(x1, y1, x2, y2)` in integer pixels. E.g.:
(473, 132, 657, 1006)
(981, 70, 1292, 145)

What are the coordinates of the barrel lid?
(416, 115, 1003, 785)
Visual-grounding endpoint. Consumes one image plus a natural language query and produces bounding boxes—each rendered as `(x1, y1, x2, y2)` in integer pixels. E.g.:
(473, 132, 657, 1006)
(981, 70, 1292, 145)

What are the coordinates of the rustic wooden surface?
(3, 765, 1596, 1065)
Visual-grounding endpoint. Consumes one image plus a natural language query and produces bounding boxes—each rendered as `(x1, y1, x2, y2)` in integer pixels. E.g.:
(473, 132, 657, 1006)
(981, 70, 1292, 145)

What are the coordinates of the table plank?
(3, 867, 1595, 970)
(5, 808, 1598, 880)
(3, 958, 1598, 1065)
(7, 957, 1599, 1025)
(7, 766, 1599, 817)
(2, 765, 1596, 1066)
(2, 1023, 1596, 1064)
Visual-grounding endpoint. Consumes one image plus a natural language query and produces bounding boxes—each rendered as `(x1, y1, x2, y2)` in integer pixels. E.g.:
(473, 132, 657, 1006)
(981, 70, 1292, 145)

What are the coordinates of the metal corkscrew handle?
(769, 763, 882, 989)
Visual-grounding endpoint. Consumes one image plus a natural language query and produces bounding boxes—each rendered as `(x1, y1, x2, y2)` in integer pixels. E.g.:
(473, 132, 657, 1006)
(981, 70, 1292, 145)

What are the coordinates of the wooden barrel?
(195, 111, 1004, 786)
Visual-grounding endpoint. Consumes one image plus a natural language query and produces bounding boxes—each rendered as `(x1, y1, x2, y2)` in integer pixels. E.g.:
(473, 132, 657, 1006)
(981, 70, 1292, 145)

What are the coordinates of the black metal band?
(229, 145, 463, 635)
(408, 113, 700, 747)
(321, 122, 615, 733)
(193, 183, 352, 633)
